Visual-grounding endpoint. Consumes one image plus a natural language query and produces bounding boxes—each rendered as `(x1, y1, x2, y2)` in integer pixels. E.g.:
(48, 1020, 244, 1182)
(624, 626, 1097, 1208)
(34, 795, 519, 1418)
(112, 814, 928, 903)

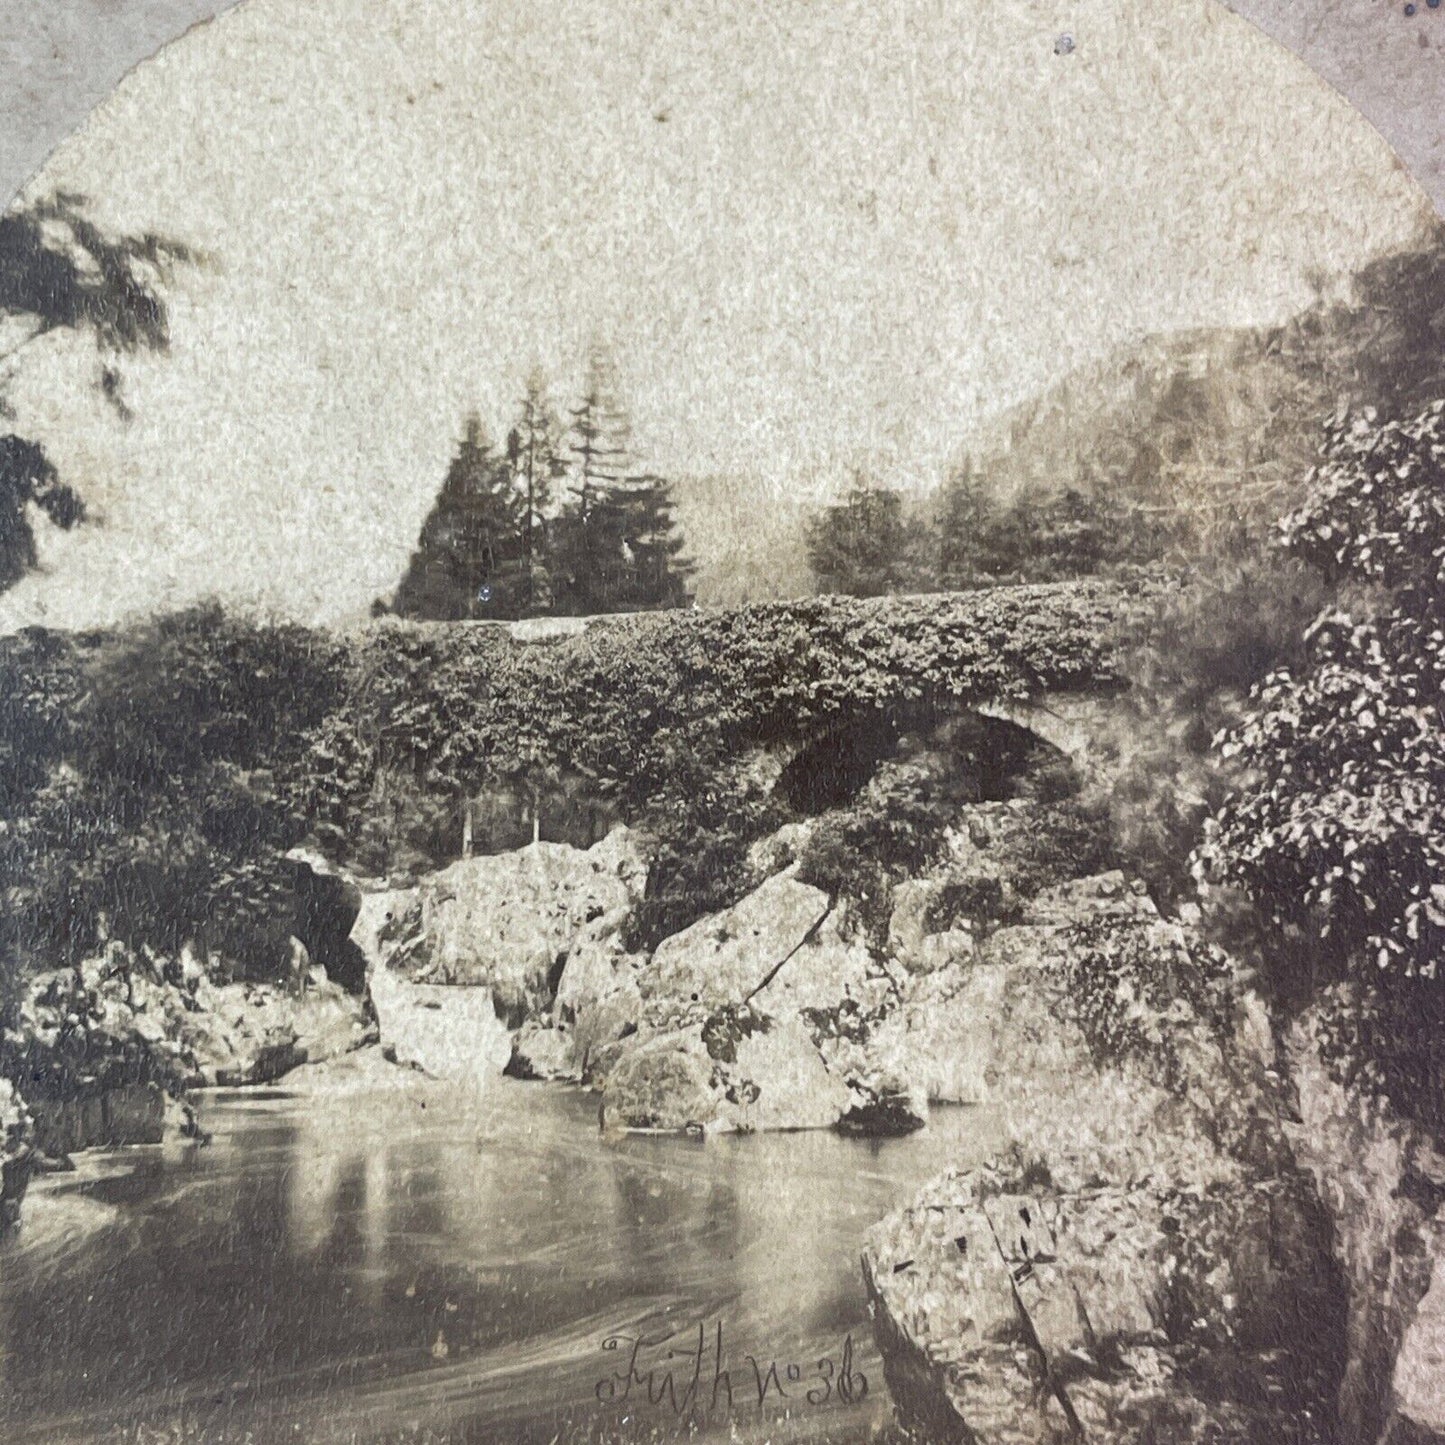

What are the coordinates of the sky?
(0, 0, 1433, 631)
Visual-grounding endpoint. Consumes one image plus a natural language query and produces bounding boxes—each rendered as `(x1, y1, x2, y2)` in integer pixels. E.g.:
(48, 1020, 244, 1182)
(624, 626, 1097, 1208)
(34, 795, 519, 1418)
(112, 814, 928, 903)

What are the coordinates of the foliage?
(387, 347, 693, 621)
(0, 580, 1134, 997)
(990, 798, 1115, 903)
(1311, 980, 1445, 1129)
(933, 470, 1160, 589)
(1103, 553, 1329, 905)
(1200, 401, 1445, 985)
(0, 437, 85, 590)
(796, 760, 957, 943)
(550, 474, 693, 615)
(624, 748, 786, 952)
(310, 579, 1136, 873)
(804, 485, 930, 597)
(506, 367, 566, 613)
(391, 415, 531, 620)
(0, 606, 348, 993)
(0, 193, 195, 592)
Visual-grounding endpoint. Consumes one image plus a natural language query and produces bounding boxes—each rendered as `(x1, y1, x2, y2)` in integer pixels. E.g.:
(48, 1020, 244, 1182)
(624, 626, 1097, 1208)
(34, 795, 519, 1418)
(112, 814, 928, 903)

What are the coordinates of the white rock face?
(1394, 1249, 1445, 1440)
(368, 967, 511, 1085)
(551, 907, 646, 1082)
(643, 869, 872, 1024)
(608, 869, 900, 1134)
(354, 828, 646, 1026)
(863, 1163, 1339, 1445)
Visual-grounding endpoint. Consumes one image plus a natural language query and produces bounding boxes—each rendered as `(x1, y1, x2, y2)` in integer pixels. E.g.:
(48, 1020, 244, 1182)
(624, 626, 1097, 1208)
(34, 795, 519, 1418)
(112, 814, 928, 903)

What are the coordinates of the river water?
(0, 1058, 1003, 1444)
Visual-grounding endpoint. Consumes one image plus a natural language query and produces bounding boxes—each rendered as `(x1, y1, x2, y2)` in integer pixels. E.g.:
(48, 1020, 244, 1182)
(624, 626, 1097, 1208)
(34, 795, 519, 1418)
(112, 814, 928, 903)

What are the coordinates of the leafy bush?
(1312, 981, 1445, 1129)
(624, 750, 786, 952)
(992, 799, 1115, 902)
(795, 759, 958, 945)
(0, 606, 348, 988)
(1200, 402, 1445, 985)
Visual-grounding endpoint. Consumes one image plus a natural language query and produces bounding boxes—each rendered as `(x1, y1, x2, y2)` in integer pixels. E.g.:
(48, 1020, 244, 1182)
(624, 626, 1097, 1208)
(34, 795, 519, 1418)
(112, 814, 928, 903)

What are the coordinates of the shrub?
(1200, 402, 1445, 986)
(925, 874, 1011, 932)
(624, 749, 787, 952)
(992, 798, 1115, 902)
(1312, 981, 1445, 1129)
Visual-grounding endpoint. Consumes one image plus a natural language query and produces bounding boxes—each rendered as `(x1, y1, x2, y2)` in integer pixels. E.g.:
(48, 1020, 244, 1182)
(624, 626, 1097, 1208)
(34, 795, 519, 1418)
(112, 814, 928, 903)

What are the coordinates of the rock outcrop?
(179, 972, 375, 1087)
(368, 964, 511, 1084)
(352, 828, 646, 1028)
(859, 880, 1344, 1441)
(863, 1157, 1341, 1444)
(1, 944, 373, 1159)
(1287, 1010, 1445, 1445)
(859, 873, 1162, 1110)
(602, 869, 900, 1133)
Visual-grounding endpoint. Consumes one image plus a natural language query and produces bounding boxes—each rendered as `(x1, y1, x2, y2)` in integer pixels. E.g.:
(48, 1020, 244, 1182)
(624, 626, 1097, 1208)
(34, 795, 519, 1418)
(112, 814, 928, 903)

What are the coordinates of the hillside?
(931, 226, 1445, 552)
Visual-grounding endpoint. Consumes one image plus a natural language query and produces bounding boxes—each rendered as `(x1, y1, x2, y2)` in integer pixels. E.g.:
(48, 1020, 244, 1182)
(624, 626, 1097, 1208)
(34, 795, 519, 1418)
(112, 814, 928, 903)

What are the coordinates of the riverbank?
(4, 767, 1444, 1442)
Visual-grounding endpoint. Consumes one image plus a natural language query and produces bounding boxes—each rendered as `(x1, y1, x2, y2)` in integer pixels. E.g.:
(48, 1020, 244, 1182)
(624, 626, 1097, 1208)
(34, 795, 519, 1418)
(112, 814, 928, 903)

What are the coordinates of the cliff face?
(1286, 1014, 1445, 1445)
(856, 887, 1346, 1442)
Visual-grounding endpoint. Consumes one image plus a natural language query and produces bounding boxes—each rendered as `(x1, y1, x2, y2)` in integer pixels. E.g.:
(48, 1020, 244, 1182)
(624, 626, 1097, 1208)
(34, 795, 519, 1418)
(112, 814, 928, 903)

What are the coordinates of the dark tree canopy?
(0, 192, 195, 593)
(804, 485, 917, 597)
(388, 348, 693, 620)
(0, 437, 84, 591)
(391, 416, 530, 620)
(0, 192, 194, 356)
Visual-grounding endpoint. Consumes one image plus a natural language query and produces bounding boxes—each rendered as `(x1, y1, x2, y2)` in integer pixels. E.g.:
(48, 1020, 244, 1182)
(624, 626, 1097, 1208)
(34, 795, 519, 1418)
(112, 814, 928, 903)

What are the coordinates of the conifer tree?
(804, 484, 912, 597)
(552, 350, 694, 614)
(505, 367, 565, 614)
(391, 415, 528, 620)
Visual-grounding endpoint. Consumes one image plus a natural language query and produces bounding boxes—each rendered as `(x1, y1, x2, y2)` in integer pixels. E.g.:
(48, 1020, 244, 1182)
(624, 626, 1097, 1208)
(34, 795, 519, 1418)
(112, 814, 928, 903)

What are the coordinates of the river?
(0, 1058, 1003, 1444)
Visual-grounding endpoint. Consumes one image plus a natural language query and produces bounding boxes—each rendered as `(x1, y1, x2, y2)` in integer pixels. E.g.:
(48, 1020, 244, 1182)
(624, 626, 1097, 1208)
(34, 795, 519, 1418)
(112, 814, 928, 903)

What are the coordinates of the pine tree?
(553, 346, 636, 615)
(505, 367, 565, 615)
(937, 460, 1001, 588)
(804, 484, 912, 597)
(391, 414, 528, 620)
(615, 473, 694, 609)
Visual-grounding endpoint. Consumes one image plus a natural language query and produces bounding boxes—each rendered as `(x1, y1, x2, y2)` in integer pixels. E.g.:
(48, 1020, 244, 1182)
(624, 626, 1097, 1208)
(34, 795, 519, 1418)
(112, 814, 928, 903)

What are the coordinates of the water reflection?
(0, 1070, 1004, 1443)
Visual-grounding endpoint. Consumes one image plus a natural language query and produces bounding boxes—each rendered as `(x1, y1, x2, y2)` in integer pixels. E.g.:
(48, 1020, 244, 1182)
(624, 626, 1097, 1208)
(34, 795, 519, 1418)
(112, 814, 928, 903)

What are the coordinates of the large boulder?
(178, 973, 374, 1087)
(863, 1157, 1342, 1444)
(642, 869, 873, 1026)
(600, 1011, 854, 1134)
(357, 828, 646, 1027)
(859, 888, 1338, 1441)
(600, 1032, 720, 1131)
(505, 1019, 579, 1082)
(550, 905, 646, 1083)
(603, 868, 896, 1133)
(368, 966, 511, 1085)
